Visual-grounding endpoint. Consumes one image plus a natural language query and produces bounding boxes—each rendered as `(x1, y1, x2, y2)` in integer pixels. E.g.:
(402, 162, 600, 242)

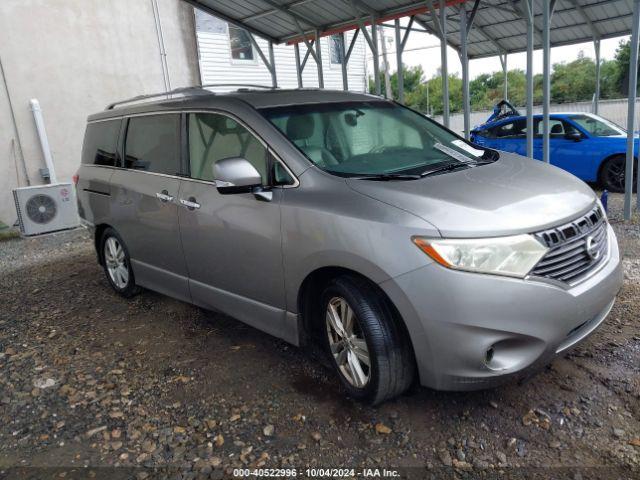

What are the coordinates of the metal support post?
(395, 19, 403, 102)
(268, 41, 277, 88)
(371, 19, 381, 95)
(594, 39, 601, 114)
(440, 0, 449, 127)
(542, 1, 552, 163)
(525, 0, 534, 159)
(340, 32, 349, 90)
(294, 42, 303, 88)
(625, 0, 640, 218)
(460, 9, 470, 139)
(315, 30, 324, 88)
(500, 53, 508, 101)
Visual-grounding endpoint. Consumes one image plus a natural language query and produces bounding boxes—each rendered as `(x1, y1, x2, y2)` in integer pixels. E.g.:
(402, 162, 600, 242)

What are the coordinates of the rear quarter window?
(82, 119, 121, 166)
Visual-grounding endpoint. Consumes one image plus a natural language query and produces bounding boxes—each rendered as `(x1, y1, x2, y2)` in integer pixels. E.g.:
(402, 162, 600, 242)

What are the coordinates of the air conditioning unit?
(13, 183, 79, 236)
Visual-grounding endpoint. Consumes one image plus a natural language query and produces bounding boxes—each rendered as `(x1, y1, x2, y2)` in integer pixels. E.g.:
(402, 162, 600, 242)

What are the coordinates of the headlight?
(412, 234, 548, 278)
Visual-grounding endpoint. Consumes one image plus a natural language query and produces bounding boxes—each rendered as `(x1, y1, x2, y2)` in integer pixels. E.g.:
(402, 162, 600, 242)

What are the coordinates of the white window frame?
(227, 24, 257, 65)
(328, 34, 344, 69)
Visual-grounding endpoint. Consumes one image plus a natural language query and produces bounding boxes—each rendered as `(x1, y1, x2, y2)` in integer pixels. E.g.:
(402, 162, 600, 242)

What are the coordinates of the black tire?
(320, 275, 415, 405)
(99, 227, 140, 298)
(600, 155, 637, 193)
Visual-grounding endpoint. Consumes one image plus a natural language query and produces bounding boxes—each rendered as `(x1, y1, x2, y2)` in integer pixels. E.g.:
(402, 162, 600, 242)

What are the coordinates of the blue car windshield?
(569, 114, 624, 137)
(260, 101, 491, 177)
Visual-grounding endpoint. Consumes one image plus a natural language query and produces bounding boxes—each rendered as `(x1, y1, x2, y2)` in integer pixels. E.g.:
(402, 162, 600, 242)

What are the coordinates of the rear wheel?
(600, 155, 637, 193)
(100, 228, 140, 298)
(320, 276, 415, 404)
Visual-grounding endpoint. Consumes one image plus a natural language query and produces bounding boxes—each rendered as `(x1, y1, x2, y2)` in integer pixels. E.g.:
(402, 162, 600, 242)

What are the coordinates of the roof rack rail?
(105, 84, 277, 110)
(201, 83, 276, 90)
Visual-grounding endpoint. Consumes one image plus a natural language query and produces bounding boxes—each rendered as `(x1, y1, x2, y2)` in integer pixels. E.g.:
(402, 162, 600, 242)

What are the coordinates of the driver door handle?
(179, 197, 201, 210)
(155, 190, 174, 203)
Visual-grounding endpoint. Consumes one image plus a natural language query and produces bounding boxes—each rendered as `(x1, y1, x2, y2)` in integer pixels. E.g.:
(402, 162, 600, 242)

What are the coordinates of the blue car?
(470, 101, 638, 192)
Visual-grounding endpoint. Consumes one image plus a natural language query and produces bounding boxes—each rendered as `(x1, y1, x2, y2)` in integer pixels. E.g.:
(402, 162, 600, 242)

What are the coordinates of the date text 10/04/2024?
(233, 468, 401, 477)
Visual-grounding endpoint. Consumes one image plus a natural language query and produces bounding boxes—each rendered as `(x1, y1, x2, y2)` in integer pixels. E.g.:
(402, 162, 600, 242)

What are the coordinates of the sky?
(366, 18, 630, 81)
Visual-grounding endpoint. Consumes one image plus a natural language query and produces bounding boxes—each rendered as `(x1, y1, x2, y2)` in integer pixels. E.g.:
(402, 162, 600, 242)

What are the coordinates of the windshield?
(260, 101, 492, 177)
(569, 114, 625, 137)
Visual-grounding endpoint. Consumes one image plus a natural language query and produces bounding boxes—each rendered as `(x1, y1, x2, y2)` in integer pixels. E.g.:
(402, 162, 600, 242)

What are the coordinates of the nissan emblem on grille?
(585, 235, 600, 261)
(531, 205, 608, 285)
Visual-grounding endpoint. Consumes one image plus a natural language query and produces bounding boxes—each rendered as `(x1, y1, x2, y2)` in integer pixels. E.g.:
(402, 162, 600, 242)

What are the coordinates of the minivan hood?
(346, 152, 597, 237)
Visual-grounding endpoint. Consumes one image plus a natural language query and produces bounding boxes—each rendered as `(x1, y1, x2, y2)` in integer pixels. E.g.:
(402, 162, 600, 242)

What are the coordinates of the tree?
(368, 65, 425, 98)
(368, 42, 633, 114)
(612, 39, 640, 95)
(550, 54, 596, 103)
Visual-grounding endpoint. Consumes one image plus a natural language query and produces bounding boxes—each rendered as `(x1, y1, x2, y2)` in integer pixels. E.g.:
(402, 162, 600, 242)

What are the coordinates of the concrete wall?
(0, 0, 199, 225)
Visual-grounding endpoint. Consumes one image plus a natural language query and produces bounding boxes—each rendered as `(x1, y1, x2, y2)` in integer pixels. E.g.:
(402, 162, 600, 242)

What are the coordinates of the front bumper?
(380, 224, 623, 391)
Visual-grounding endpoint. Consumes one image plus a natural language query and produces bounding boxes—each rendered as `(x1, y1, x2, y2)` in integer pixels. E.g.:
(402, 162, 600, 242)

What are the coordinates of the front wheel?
(321, 276, 415, 404)
(600, 155, 637, 193)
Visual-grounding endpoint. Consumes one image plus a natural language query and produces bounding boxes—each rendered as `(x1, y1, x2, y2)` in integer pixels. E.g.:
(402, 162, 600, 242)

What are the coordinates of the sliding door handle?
(155, 190, 174, 202)
(179, 197, 201, 210)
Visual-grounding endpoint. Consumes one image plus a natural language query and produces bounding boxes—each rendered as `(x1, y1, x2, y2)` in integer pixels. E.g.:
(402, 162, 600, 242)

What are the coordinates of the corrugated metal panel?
(186, 0, 636, 60)
(196, 12, 367, 92)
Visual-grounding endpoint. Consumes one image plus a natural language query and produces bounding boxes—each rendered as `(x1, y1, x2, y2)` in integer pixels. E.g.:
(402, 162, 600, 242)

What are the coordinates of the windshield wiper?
(420, 158, 495, 178)
(420, 163, 469, 177)
(349, 173, 421, 181)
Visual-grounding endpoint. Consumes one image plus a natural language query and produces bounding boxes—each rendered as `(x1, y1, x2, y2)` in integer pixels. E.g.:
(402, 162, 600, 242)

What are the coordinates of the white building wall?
(0, 0, 199, 226)
(195, 12, 368, 92)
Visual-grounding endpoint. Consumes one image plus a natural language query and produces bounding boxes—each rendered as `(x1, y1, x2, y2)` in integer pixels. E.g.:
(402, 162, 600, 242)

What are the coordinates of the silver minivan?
(77, 88, 623, 404)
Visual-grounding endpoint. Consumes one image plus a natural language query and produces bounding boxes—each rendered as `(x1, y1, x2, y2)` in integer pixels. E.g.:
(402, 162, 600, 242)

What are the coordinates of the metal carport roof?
(182, 0, 640, 219)
(183, 0, 634, 59)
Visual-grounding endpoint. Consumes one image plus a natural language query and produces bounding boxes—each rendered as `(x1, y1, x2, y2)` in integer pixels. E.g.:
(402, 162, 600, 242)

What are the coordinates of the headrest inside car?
(286, 115, 315, 140)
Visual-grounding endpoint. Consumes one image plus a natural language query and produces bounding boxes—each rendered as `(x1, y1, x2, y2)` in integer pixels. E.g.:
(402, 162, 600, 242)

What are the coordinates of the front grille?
(530, 205, 608, 285)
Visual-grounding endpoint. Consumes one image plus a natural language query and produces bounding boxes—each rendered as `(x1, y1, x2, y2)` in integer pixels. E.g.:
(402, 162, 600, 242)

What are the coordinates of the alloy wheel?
(606, 157, 626, 192)
(104, 237, 129, 289)
(325, 296, 371, 388)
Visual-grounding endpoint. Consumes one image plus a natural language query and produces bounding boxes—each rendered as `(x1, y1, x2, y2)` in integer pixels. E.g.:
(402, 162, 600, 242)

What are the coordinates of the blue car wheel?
(600, 155, 637, 193)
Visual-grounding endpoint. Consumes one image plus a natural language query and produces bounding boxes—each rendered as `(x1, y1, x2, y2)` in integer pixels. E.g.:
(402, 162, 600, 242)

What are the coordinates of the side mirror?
(213, 157, 262, 193)
(213, 157, 273, 201)
(565, 132, 582, 142)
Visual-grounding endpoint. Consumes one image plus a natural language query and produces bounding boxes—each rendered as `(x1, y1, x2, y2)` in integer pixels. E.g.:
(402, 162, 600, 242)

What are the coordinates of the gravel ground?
(0, 193, 639, 480)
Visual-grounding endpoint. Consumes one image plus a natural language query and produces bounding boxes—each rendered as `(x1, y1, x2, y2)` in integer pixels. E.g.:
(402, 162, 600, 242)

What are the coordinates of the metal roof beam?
(345, 1, 376, 51)
(468, 27, 634, 59)
(293, 18, 320, 64)
(259, 0, 321, 29)
(424, 0, 445, 39)
(280, 0, 468, 44)
(465, 0, 480, 35)
(344, 28, 361, 63)
(483, 11, 632, 45)
(457, 3, 506, 56)
(413, 17, 461, 54)
(350, 0, 378, 16)
(493, 0, 620, 34)
(182, 0, 279, 42)
(506, 0, 543, 41)
(401, 16, 416, 51)
(565, 0, 602, 40)
(239, 0, 316, 23)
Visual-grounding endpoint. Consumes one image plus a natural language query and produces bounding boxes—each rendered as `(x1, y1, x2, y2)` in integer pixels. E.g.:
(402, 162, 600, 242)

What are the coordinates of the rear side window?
(124, 115, 180, 175)
(82, 120, 121, 166)
(492, 119, 527, 138)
